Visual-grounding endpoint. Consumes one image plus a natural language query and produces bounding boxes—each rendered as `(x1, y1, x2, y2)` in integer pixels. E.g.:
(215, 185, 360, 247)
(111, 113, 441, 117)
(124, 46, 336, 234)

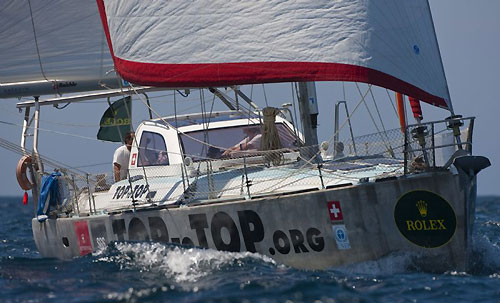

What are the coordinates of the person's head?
(243, 126, 260, 138)
(335, 141, 344, 153)
(124, 131, 135, 150)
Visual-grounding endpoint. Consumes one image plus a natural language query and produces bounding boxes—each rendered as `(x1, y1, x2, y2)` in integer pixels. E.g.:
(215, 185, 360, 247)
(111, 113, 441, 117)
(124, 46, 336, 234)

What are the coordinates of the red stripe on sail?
(111, 58, 447, 108)
(96, 1, 116, 59)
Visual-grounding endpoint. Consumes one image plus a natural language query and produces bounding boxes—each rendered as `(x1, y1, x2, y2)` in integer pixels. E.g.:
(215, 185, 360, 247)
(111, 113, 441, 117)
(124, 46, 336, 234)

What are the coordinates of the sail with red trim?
(97, 0, 452, 109)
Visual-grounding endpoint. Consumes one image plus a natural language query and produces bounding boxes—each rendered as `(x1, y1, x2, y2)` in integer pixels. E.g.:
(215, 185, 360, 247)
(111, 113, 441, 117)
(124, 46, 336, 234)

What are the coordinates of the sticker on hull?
(327, 201, 343, 221)
(394, 190, 457, 248)
(326, 200, 351, 250)
(332, 224, 351, 250)
(74, 221, 93, 256)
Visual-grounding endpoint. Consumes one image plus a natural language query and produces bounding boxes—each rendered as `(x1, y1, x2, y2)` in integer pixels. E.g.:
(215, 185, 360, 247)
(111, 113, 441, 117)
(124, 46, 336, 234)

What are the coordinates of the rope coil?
(260, 107, 283, 165)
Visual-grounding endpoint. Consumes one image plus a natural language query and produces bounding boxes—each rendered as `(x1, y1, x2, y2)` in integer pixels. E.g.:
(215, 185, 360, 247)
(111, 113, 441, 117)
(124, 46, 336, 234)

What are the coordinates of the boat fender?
(16, 155, 34, 190)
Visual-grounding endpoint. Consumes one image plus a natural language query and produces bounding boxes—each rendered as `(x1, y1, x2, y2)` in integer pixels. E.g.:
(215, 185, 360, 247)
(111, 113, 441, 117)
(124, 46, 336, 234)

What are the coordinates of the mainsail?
(0, 0, 118, 98)
(97, 0, 451, 109)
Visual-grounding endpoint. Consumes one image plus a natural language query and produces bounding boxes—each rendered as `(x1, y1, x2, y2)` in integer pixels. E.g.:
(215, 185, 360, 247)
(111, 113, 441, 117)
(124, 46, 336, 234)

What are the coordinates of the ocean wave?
(469, 233, 500, 275)
(332, 251, 420, 276)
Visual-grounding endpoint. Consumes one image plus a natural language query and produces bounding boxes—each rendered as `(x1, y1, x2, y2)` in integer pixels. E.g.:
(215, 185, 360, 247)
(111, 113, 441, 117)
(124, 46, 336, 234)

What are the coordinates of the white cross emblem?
(330, 203, 340, 218)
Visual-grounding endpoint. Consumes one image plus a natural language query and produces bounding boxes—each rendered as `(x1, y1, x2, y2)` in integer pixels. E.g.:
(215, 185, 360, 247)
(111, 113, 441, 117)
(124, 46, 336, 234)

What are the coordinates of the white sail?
(98, 0, 451, 109)
(0, 0, 117, 98)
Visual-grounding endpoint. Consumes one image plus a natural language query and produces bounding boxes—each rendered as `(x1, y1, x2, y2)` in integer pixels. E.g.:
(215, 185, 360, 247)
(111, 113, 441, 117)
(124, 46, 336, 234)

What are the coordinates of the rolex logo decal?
(416, 200, 427, 217)
(394, 190, 456, 248)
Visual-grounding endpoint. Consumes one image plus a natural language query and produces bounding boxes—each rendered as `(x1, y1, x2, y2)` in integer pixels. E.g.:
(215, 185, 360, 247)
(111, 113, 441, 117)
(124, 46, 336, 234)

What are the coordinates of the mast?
(297, 82, 319, 158)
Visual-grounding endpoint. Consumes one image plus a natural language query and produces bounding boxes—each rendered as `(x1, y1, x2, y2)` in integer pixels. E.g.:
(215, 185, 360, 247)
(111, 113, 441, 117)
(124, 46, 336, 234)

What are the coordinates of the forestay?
(98, 0, 451, 109)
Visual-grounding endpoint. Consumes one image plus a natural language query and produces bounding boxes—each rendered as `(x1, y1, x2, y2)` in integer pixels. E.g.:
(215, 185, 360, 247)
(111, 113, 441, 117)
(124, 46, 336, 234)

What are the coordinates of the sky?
(0, 0, 499, 198)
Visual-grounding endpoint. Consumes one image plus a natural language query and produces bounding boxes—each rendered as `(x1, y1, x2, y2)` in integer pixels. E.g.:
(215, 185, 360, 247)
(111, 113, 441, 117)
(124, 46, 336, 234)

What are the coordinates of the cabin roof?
(153, 111, 258, 128)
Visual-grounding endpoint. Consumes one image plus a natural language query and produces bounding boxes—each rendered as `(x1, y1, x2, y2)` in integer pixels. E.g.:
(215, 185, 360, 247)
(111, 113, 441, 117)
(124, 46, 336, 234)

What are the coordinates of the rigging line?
(245, 92, 254, 127)
(0, 137, 88, 175)
(293, 82, 303, 136)
(356, 83, 382, 134)
(262, 84, 269, 107)
(0, 104, 105, 128)
(290, 82, 301, 140)
(199, 89, 210, 157)
(342, 82, 346, 101)
(368, 85, 391, 140)
(0, 103, 22, 116)
(385, 89, 399, 118)
(212, 88, 259, 117)
(27, 0, 49, 82)
(173, 101, 203, 114)
(326, 85, 371, 146)
(174, 90, 187, 194)
(0, 119, 117, 143)
(356, 83, 390, 141)
(207, 92, 217, 126)
(73, 162, 109, 169)
(355, 83, 395, 156)
(0, 120, 17, 127)
(199, 92, 218, 161)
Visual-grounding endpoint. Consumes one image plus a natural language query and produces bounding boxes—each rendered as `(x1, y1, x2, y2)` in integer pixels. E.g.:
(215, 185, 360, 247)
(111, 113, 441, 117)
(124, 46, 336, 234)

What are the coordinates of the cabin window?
(138, 131, 169, 166)
(179, 123, 298, 161)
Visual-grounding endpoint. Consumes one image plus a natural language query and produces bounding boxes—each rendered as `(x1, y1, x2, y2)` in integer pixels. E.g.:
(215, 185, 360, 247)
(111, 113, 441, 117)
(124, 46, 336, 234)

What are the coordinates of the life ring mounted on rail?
(16, 155, 35, 190)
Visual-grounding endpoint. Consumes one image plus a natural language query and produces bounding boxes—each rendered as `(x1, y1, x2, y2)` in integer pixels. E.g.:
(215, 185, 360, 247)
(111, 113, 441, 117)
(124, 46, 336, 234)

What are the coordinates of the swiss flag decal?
(74, 221, 93, 256)
(327, 201, 343, 221)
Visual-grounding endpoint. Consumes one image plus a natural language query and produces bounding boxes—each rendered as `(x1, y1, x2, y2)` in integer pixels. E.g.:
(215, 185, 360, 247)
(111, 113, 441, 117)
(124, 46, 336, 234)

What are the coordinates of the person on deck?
(334, 141, 345, 159)
(222, 126, 262, 157)
(113, 131, 135, 182)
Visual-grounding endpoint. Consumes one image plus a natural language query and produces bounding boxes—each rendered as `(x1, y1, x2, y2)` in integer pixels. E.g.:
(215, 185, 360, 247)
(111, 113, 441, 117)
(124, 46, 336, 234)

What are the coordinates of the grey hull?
(32, 171, 472, 270)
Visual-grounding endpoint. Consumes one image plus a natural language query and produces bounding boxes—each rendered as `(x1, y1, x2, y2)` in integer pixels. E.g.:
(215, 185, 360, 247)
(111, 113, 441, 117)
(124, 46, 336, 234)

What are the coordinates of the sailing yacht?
(0, 0, 490, 270)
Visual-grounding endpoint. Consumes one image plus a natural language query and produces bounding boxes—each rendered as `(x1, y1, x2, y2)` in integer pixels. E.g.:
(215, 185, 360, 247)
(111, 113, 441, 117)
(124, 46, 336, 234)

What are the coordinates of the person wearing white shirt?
(222, 127, 262, 157)
(113, 132, 135, 182)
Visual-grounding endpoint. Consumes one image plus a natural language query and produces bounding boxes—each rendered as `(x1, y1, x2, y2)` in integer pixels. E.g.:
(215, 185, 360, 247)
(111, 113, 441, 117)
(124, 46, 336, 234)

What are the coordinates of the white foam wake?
(95, 242, 276, 283)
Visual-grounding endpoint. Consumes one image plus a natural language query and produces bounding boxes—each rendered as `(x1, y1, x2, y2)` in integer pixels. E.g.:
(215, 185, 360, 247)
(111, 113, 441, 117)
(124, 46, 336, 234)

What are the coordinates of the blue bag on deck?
(37, 172, 61, 222)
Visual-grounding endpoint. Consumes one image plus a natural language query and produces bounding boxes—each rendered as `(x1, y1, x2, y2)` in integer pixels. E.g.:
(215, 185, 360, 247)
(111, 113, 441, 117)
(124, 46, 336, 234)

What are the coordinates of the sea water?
(0, 196, 498, 303)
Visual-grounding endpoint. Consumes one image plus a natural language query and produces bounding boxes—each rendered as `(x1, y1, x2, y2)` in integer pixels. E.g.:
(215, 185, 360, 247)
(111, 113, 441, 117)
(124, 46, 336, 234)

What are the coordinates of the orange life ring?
(16, 155, 34, 190)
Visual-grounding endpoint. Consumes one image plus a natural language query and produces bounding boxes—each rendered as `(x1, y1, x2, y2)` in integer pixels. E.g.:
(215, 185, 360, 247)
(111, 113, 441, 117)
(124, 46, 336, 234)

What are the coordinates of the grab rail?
(404, 116, 475, 174)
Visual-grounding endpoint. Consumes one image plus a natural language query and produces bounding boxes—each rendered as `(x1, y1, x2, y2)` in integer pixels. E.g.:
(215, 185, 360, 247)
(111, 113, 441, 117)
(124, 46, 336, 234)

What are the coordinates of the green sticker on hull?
(394, 190, 456, 248)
